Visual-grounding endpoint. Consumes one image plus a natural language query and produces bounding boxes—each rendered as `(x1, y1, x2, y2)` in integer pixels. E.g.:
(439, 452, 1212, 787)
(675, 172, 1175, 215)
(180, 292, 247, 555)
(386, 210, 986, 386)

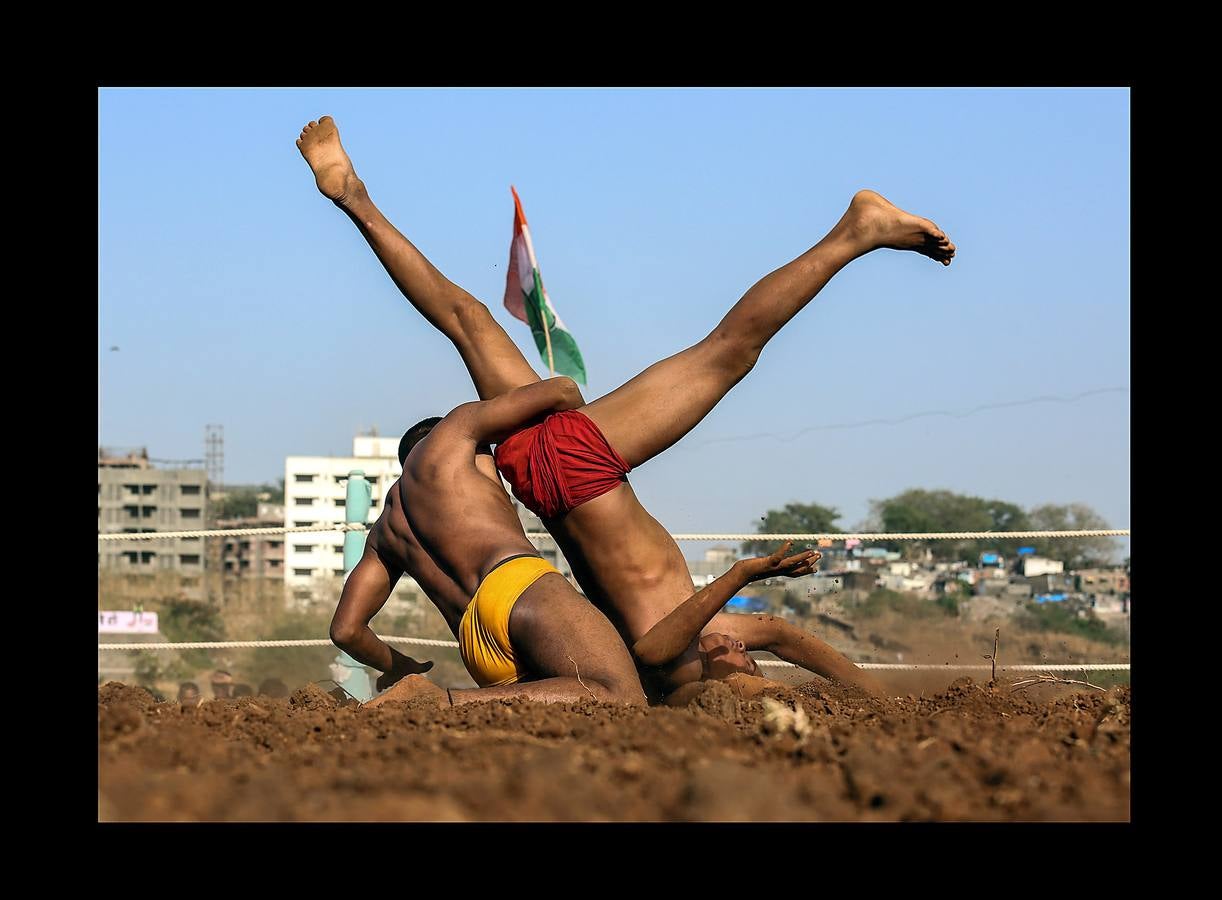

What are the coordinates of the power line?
(683, 386, 1130, 449)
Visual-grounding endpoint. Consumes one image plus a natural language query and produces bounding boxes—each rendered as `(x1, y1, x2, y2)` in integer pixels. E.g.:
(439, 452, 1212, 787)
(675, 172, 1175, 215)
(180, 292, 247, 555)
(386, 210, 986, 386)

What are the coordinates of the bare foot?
(837, 189, 956, 266)
(364, 674, 449, 709)
(296, 116, 364, 206)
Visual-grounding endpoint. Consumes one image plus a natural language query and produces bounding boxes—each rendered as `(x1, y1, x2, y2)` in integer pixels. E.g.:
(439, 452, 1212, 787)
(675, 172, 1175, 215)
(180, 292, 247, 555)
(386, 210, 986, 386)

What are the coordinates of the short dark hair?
(399, 417, 442, 466)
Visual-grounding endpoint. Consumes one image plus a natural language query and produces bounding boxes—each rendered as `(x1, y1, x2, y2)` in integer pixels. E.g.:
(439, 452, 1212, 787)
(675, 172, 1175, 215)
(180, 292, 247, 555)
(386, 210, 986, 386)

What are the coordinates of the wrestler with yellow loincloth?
(367, 376, 647, 707)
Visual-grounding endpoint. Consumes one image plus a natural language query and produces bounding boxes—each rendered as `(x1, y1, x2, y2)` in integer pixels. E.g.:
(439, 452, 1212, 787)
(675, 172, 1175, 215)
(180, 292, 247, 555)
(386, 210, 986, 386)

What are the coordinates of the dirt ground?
(98, 673, 1130, 822)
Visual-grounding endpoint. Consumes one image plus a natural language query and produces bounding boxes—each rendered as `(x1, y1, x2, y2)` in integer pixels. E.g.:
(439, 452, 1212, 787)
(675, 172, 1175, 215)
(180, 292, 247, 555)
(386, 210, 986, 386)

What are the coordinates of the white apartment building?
(284, 434, 572, 606)
(284, 435, 402, 594)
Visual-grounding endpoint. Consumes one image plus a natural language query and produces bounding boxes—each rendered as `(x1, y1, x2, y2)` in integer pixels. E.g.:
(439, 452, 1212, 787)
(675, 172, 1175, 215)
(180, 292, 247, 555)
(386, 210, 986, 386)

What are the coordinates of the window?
(334, 498, 345, 508)
(123, 505, 139, 516)
(181, 484, 201, 495)
(182, 536, 200, 543)
(240, 559, 250, 568)
(179, 554, 201, 565)
(295, 474, 317, 483)
(140, 552, 155, 564)
(294, 497, 315, 506)
(268, 541, 282, 549)
(141, 485, 156, 494)
(269, 559, 281, 567)
(123, 484, 140, 496)
(141, 506, 157, 517)
(294, 521, 311, 528)
(294, 568, 313, 577)
(123, 552, 138, 564)
(293, 545, 315, 553)
(181, 508, 201, 519)
(332, 545, 343, 553)
(370, 498, 379, 507)
(333, 569, 345, 576)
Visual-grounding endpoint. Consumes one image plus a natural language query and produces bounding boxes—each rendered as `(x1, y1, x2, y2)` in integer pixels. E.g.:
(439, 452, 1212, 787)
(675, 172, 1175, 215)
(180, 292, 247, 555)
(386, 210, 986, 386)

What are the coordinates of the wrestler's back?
(402, 423, 539, 598)
(367, 483, 471, 635)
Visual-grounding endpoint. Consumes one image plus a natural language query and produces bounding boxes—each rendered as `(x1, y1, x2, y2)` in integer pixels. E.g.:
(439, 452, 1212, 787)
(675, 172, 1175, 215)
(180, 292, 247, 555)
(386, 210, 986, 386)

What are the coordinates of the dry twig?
(566, 654, 598, 702)
(1010, 673, 1107, 693)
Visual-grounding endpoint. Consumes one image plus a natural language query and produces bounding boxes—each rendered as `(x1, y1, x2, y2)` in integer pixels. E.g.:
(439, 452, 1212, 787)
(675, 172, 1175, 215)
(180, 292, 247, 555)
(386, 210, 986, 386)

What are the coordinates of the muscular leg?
(367, 574, 647, 707)
(297, 116, 540, 400)
(706, 611, 887, 697)
(582, 191, 955, 467)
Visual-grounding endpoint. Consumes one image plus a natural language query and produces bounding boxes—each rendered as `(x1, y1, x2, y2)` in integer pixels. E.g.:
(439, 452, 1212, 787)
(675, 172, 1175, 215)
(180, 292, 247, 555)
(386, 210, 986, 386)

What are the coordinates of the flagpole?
(541, 295, 555, 377)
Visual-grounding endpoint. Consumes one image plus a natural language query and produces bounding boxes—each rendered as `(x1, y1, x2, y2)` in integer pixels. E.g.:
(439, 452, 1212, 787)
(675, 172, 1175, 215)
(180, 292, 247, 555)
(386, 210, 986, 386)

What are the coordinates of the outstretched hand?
(738, 541, 821, 583)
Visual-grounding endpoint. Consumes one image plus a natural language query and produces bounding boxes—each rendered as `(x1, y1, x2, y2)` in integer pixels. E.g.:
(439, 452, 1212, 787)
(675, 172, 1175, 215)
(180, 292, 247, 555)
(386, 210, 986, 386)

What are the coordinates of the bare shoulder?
(404, 409, 476, 474)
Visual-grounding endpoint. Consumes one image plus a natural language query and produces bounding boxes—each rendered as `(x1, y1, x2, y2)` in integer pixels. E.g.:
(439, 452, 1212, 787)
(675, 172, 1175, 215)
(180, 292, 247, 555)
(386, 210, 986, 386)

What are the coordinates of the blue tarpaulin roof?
(725, 595, 768, 612)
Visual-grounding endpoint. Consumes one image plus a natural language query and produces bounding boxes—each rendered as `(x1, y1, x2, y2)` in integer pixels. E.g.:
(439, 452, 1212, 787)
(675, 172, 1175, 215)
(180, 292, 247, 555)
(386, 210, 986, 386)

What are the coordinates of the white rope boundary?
(96, 635, 1130, 672)
(99, 526, 1130, 543)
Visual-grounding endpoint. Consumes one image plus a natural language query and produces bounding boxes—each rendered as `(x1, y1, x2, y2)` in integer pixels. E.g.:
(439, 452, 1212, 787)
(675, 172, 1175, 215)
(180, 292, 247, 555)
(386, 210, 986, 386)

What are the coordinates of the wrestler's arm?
(633, 543, 820, 667)
(455, 376, 584, 444)
(331, 541, 433, 688)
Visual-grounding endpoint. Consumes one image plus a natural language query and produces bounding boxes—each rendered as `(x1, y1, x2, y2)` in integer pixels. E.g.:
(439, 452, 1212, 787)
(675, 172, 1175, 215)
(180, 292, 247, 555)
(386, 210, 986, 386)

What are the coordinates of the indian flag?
(503, 186, 587, 385)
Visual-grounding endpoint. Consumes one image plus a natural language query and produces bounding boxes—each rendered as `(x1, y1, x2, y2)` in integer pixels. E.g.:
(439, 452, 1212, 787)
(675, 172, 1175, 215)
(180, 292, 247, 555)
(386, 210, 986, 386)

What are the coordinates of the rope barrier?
(97, 523, 370, 541)
(98, 526, 1130, 543)
(95, 636, 1129, 672)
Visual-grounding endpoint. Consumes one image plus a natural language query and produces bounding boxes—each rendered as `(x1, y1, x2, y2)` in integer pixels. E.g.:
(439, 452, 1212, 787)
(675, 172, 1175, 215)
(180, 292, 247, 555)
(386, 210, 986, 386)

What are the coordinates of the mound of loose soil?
(97, 677, 1129, 822)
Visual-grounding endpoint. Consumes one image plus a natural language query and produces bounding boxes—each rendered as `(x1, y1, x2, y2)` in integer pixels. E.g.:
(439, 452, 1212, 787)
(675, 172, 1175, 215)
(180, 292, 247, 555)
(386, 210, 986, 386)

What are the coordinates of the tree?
(742, 502, 842, 556)
(868, 489, 1031, 562)
(1026, 503, 1116, 568)
(159, 596, 225, 673)
(212, 483, 282, 520)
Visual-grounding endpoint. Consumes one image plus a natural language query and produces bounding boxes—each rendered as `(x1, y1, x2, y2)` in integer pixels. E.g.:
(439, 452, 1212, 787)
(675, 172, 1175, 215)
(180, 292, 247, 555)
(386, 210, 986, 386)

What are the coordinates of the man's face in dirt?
(212, 681, 233, 698)
(699, 633, 758, 679)
(178, 686, 200, 706)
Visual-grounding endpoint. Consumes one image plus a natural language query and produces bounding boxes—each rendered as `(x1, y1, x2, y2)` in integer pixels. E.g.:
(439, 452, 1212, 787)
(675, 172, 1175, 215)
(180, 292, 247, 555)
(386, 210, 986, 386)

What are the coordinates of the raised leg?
(297, 116, 540, 400)
(582, 190, 955, 467)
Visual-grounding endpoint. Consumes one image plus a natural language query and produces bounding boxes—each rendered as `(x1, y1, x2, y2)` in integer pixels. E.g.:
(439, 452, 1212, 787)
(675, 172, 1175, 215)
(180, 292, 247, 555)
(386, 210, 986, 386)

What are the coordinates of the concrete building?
(218, 502, 285, 579)
(1021, 557, 1065, 577)
(1075, 568, 1130, 595)
(98, 448, 209, 584)
(687, 546, 740, 587)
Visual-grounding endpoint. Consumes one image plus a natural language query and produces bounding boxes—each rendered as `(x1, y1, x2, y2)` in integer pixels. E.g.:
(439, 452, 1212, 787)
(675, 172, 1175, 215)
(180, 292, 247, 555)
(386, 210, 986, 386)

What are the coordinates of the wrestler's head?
(399, 417, 443, 466)
(699, 633, 758, 679)
(399, 417, 502, 487)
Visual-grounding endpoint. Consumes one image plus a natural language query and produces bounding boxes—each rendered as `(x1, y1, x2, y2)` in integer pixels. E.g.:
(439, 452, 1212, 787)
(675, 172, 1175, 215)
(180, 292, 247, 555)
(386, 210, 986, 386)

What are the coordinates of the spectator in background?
(232, 683, 253, 698)
(258, 678, 289, 699)
(210, 670, 234, 699)
(178, 682, 201, 706)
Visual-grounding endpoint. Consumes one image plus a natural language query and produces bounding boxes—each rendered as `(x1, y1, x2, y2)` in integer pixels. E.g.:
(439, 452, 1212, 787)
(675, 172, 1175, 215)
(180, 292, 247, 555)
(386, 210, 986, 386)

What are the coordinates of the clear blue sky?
(99, 88, 1130, 551)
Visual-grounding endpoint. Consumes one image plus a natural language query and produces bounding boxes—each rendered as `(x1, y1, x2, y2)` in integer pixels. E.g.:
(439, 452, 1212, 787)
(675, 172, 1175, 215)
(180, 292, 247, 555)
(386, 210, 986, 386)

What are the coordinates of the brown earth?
(98, 675, 1129, 822)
